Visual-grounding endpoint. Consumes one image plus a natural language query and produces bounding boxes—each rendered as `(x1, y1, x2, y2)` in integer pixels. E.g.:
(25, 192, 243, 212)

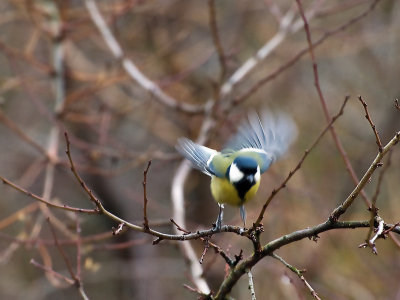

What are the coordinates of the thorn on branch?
(112, 223, 125, 235)
(395, 99, 400, 111)
(234, 249, 243, 266)
(308, 234, 320, 242)
(359, 218, 384, 255)
(152, 237, 163, 245)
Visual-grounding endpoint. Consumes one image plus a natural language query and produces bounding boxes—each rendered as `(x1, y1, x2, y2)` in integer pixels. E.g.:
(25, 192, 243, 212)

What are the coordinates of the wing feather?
(176, 138, 217, 176)
(224, 111, 297, 173)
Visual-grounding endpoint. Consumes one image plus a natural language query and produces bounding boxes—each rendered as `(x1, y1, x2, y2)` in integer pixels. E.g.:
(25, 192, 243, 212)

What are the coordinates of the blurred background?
(0, 0, 399, 299)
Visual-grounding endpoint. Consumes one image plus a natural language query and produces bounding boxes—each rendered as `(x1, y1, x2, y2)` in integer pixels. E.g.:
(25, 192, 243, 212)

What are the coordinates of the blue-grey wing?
(224, 111, 297, 173)
(176, 138, 217, 176)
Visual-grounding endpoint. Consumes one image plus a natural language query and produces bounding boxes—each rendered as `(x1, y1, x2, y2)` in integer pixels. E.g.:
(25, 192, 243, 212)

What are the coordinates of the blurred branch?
(0, 110, 49, 157)
(220, 5, 297, 101)
(30, 258, 75, 285)
(208, 0, 227, 81)
(272, 253, 321, 300)
(84, 0, 205, 114)
(295, 0, 381, 208)
(236, 0, 381, 104)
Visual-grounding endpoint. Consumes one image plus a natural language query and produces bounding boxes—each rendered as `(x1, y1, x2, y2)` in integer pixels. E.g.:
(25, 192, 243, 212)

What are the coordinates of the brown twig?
(199, 238, 210, 265)
(47, 218, 78, 283)
(170, 218, 191, 234)
(254, 95, 350, 227)
(358, 96, 383, 152)
(0, 175, 98, 214)
(30, 258, 75, 285)
(142, 160, 152, 230)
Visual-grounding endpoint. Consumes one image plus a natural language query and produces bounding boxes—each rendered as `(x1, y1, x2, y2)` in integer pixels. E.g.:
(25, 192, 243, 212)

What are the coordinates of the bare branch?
(330, 131, 400, 220)
(254, 95, 350, 227)
(296, 0, 379, 209)
(30, 258, 75, 285)
(47, 218, 78, 282)
(235, 0, 381, 107)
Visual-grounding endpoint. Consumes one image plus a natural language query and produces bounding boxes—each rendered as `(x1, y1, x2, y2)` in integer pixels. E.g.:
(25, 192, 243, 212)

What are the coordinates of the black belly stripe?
(234, 179, 254, 202)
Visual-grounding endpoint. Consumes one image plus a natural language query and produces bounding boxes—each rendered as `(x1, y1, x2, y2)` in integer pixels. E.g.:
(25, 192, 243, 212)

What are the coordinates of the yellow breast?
(210, 176, 261, 206)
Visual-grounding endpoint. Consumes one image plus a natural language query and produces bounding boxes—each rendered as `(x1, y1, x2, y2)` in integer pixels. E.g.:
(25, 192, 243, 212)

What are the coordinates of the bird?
(176, 110, 297, 229)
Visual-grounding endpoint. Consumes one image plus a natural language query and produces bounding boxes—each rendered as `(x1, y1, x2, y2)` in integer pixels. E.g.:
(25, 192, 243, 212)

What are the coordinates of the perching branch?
(214, 219, 400, 300)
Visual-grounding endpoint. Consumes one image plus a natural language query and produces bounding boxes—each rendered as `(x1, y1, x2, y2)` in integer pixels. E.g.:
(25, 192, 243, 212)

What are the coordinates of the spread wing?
(176, 138, 217, 176)
(224, 111, 297, 173)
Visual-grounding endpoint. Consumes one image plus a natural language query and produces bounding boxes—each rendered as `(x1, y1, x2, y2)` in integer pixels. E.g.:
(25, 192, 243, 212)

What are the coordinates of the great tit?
(177, 111, 297, 228)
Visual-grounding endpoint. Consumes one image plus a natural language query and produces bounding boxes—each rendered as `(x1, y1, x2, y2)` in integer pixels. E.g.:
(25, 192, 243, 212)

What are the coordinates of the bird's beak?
(246, 174, 255, 184)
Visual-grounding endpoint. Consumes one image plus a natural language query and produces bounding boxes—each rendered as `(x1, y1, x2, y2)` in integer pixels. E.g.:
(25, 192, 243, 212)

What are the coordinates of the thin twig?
(254, 95, 350, 227)
(366, 150, 392, 242)
(142, 161, 152, 229)
(199, 238, 210, 265)
(30, 258, 75, 285)
(47, 218, 78, 283)
(0, 176, 98, 214)
(271, 254, 321, 300)
(170, 218, 191, 234)
(358, 96, 383, 152)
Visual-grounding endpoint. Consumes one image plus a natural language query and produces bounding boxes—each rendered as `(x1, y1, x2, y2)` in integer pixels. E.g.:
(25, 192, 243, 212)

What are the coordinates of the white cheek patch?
(255, 166, 261, 182)
(229, 163, 244, 183)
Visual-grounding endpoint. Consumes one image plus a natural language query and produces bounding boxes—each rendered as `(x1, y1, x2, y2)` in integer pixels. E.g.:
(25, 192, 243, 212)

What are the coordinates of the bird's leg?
(239, 205, 246, 228)
(215, 204, 224, 231)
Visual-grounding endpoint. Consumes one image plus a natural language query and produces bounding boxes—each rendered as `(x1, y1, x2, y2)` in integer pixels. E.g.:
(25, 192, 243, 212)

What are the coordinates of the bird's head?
(227, 156, 261, 200)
